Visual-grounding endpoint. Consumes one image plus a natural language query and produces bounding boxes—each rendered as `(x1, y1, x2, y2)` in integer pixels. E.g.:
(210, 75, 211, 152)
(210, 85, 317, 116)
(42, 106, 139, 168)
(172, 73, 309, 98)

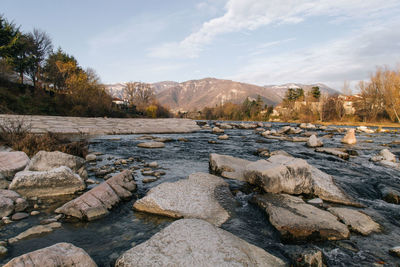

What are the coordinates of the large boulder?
(3, 242, 97, 267)
(55, 170, 136, 221)
(253, 194, 350, 241)
(115, 219, 286, 267)
(209, 153, 251, 181)
(0, 151, 30, 180)
(327, 207, 380, 235)
(0, 189, 28, 217)
(26, 151, 84, 173)
(9, 166, 86, 198)
(341, 129, 356, 145)
(306, 134, 323, 148)
(245, 155, 313, 195)
(133, 172, 234, 226)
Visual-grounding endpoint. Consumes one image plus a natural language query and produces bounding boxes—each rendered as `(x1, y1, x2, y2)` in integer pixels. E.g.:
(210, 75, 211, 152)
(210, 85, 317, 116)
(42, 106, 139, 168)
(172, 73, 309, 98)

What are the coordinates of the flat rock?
(8, 222, 62, 244)
(328, 207, 380, 235)
(55, 170, 136, 221)
(26, 151, 85, 172)
(245, 155, 314, 195)
(209, 153, 251, 181)
(115, 219, 286, 267)
(137, 142, 165, 148)
(133, 172, 234, 226)
(9, 166, 86, 198)
(315, 147, 350, 160)
(253, 194, 350, 241)
(307, 134, 323, 147)
(341, 129, 357, 145)
(3, 242, 97, 267)
(0, 152, 30, 180)
(11, 212, 29, 221)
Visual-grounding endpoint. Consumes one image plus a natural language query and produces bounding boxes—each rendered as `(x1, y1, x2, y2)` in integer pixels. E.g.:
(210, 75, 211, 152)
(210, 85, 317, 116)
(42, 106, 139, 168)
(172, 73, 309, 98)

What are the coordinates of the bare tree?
(124, 82, 154, 109)
(342, 80, 352, 96)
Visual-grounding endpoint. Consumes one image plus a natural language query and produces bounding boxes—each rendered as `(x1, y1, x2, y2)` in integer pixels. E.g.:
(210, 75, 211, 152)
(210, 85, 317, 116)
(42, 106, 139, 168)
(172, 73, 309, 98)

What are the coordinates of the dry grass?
(0, 117, 88, 157)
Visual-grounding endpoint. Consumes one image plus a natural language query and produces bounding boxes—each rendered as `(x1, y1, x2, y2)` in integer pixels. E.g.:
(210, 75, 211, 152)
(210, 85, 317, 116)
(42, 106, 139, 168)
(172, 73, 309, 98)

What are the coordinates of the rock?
(328, 207, 380, 235)
(86, 179, 96, 184)
(137, 142, 165, 148)
(0, 189, 28, 217)
(115, 219, 286, 267)
(0, 245, 7, 257)
(85, 154, 97, 162)
(370, 149, 397, 163)
(212, 127, 224, 133)
(0, 152, 30, 181)
(315, 147, 350, 160)
(3, 242, 97, 267)
(142, 171, 155, 176)
(389, 246, 400, 258)
(238, 123, 258, 129)
(288, 127, 303, 134)
(133, 172, 234, 226)
(8, 222, 62, 244)
(219, 123, 233, 129)
(379, 185, 400, 204)
(147, 161, 158, 168)
(303, 131, 318, 137)
(290, 249, 327, 267)
(270, 150, 292, 157)
(218, 134, 229, 140)
(278, 126, 291, 134)
(177, 138, 189, 142)
(142, 177, 158, 183)
(26, 151, 85, 173)
(300, 123, 316, 129)
(153, 137, 173, 142)
(306, 134, 323, 147)
(11, 212, 29, 221)
(257, 148, 270, 157)
(253, 194, 349, 241)
(55, 170, 136, 221)
(307, 198, 323, 205)
(255, 127, 265, 132)
(30, 210, 40, 216)
(341, 129, 357, 145)
(357, 126, 375, 134)
(209, 153, 251, 181)
(9, 166, 86, 198)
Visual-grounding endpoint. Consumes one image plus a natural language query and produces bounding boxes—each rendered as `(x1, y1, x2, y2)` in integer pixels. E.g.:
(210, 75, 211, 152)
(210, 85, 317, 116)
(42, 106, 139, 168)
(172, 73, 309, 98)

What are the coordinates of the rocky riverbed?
(1, 121, 400, 266)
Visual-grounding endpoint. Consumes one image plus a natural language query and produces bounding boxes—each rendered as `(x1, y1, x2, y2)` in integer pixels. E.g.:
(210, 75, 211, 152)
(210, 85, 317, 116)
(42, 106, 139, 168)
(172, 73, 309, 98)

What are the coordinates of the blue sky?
(3, 0, 400, 89)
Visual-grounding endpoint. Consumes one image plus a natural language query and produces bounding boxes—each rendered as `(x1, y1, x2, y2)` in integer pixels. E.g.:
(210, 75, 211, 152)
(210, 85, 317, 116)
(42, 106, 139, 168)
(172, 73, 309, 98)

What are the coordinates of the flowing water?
(1, 122, 400, 266)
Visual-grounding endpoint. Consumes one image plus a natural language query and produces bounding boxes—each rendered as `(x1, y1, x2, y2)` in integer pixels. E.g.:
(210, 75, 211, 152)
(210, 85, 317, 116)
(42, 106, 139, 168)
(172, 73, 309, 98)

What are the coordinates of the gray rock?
(85, 154, 97, 162)
(8, 222, 62, 244)
(0, 245, 7, 257)
(142, 177, 158, 183)
(26, 151, 85, 173)
(3, 242, 97, 267)
(0, 151, 30, 180)
(219, 123, 233, 129)
(315, 147, 350, 160)
(212, 127, 224, 133)
(115, 219, 286, 267)
(0, 189, 28, 217)
(11, 212, 29, 221)
(389, 246, 400, 258)
(137, 142, 165, 148)
(55, 170, 136, 221)
(0, 196, 14, 218)
(218, 134, 229, 140)
(300, 123, 316, 129)
(278, 126, 291, 134)
(209, 153, 251, 181)
(147, 161, 158, 168)
(307, 198, 323, 205)
(253, 194, 349, 241)
(288, 127, 303, 134)
(341, 128, 357, 145)
(379, 185, 400, 204)
(370, 149, 397, 163)
(9, 166, 86, 198)
(328, 207, 380, 235)
(14, 197, 28, 212)
(245, 155, 314, 195)
(306, 134, 323, 147)
(133, 172, 234, 226)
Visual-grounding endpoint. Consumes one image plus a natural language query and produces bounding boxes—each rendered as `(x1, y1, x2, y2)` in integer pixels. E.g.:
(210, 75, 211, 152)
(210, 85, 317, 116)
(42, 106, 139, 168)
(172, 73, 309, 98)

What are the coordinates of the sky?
(3, 0, 400, 90)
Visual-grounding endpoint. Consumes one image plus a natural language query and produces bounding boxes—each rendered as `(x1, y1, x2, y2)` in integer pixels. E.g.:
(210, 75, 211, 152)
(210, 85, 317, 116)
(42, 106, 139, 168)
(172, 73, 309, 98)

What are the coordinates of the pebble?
(30, 211, 40, 216)
(143, 177, 158, 183)
(0, 245, 7, 257)
(11, 212, 29, 221)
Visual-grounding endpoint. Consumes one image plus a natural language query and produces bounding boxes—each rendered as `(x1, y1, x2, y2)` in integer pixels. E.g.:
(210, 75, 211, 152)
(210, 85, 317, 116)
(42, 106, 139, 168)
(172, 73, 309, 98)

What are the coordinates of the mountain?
(263, 83, 339, 99)
(154, 78, 282, 112)
(105, 79, 340, 112)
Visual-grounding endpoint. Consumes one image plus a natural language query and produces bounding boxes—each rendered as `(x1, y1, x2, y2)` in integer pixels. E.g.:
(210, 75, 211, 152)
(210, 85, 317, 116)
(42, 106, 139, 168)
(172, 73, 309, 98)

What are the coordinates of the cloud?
(229, 19, 400, 89)
(149, 0, 400, 59)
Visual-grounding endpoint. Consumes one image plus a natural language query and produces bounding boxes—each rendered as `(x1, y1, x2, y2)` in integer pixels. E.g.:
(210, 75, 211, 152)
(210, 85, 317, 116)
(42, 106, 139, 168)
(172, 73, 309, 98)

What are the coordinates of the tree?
(26, 29, 52, 88)
(310, 86, 321, 100)
(43, 48, 78, 90)
(0, 15, 21, 59)
(9, 34, 34, 84)
(342, 80, 352, 96)
(124, 82, 154, 109)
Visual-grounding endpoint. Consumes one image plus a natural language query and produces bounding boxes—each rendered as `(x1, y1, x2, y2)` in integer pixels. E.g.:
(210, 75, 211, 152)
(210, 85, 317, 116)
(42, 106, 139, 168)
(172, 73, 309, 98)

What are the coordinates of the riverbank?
(0, 115, 200, 135)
